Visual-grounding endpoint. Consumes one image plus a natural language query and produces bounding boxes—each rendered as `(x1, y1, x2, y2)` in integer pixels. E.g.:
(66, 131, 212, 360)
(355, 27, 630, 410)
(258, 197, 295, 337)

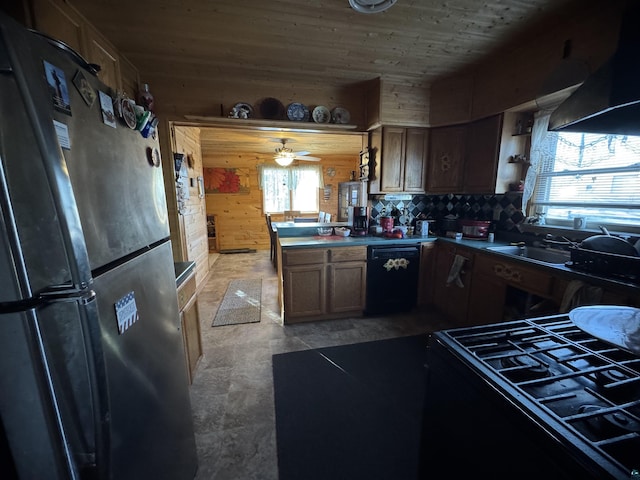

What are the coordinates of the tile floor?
(189, 249, 455, 480)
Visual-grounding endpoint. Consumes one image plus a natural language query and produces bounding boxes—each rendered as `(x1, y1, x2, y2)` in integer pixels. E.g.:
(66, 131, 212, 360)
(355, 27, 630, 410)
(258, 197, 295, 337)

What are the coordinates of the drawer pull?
(494, 263, 522, 283)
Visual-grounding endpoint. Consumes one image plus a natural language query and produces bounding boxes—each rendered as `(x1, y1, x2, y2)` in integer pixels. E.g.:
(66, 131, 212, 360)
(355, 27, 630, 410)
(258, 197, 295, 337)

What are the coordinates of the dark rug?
(212, 278, 261, 326)
(272, 334, 429, 480)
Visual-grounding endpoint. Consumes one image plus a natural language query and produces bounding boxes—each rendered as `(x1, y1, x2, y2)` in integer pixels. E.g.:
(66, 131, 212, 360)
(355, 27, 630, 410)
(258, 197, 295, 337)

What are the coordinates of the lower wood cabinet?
(432, 243, 475, 325)
(177, 270, 202, 384)
(283, 263, 326, 318)
(433, 242, 640, 327)
(281, 246, 366, 323)
(417, 242, 437, 307)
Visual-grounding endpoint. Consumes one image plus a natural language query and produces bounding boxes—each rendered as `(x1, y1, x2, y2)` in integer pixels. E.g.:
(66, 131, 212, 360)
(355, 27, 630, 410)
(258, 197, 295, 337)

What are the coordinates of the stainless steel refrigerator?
(0, 12, 197, 480)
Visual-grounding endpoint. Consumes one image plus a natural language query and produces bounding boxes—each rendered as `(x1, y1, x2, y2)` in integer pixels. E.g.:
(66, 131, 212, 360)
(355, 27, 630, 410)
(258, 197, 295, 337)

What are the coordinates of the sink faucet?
(540, 234, 576, 250)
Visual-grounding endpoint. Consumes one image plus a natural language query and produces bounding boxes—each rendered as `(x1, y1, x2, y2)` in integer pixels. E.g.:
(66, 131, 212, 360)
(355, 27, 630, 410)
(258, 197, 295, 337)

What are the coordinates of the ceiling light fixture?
(348, 0, 397, 14)
(274, 151, 295, 167)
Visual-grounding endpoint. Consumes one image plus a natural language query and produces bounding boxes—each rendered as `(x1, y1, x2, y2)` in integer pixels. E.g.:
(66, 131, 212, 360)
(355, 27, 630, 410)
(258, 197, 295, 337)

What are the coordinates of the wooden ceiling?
(197, 127, 366, 160)
(70, 0, 578, 88)
(68, 0, 581, 161)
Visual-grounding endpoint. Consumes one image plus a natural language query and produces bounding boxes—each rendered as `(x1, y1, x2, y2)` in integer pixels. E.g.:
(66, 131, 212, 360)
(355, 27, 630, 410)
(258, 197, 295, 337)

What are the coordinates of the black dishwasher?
(365, 244, 420, 314)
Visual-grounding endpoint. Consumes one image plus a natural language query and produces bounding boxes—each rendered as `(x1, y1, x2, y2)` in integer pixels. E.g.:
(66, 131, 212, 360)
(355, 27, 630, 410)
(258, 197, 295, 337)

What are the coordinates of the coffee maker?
(349, 206, 369, 236)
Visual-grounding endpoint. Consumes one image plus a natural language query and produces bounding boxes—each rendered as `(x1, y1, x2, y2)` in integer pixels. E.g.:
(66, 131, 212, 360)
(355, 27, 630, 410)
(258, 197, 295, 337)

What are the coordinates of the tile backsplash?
(368, 193, 524, 231)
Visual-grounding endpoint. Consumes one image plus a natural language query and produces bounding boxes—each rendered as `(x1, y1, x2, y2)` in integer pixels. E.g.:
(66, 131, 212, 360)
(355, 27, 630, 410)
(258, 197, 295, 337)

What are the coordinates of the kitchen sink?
(487, 245, 571, 265)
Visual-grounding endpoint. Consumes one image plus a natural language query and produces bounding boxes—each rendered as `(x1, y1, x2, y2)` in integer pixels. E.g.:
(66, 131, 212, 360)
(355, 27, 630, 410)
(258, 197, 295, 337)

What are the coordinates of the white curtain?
(290, 164, 324, 189)
(523, 110, 558, 213)
(257, 164, 323, 189)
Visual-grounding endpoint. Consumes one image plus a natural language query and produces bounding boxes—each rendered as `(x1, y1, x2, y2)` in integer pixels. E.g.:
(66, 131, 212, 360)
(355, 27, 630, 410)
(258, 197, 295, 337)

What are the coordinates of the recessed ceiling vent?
(349, 0, 397, 14)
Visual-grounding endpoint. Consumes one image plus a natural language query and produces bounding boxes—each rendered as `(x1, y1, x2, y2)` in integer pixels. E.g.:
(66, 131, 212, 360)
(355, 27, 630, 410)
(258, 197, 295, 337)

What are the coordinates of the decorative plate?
(147, 147, 161, 167)
(286, 102, 310, 121)
(260, 97, 285, 120)
(312, 105, 331, 124)
(331, 107, 351, 124)
(229, 102, 254, 119)
(121, 99, 137, 129)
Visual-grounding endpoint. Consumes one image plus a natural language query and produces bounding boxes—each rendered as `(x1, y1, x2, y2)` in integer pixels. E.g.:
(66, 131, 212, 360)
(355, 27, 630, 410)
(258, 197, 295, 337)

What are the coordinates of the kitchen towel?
(560, 279, 603, 313)
(446, 254, 467, 288)
(212, 278, 262, 326)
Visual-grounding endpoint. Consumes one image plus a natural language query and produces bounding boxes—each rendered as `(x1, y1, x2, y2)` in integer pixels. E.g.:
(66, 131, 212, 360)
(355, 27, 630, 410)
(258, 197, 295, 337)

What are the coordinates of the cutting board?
(569, 305, 640, 356)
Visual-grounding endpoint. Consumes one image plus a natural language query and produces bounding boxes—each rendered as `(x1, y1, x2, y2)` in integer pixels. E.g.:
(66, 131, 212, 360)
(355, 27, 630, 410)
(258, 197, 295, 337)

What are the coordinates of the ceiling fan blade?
(293, 150, 310, 156)
(295, 155, 321, 161)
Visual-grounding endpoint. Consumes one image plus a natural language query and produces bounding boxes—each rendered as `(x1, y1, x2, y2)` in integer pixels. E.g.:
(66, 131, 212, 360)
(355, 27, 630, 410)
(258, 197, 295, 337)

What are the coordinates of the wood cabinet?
(464, 114, 503, 193)
(27, 0, 139, 96)
(432, 243, 475, 325)
(177, 269, 202, 384)
(427, 125, 466, 193)
(469, 252, 557, 325)
(369, 126, 428, 194)
(417, 241, 437, 307)
(281, 246, 366, 323)
(434, 242, 640, 327)
(427, 114, 503, 194)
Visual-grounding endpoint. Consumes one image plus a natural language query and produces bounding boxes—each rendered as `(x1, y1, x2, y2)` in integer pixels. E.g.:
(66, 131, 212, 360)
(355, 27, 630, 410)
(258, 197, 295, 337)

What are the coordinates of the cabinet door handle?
(440, 155, 451, 172)
(493, 263, 522, 283)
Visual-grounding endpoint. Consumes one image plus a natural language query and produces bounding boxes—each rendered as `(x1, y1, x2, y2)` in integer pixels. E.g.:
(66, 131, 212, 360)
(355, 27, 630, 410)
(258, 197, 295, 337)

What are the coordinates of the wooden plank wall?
(173, 126, 210, 287)
(201, 152, 359, 252)
(150, 79, 368, 131)
(378, 77, 430, 128)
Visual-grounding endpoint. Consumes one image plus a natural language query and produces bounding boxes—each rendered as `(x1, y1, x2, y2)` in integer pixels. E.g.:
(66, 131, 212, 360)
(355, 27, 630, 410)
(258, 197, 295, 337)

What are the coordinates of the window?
(529, 118, 640, 230)
(259, 165, 322, 213)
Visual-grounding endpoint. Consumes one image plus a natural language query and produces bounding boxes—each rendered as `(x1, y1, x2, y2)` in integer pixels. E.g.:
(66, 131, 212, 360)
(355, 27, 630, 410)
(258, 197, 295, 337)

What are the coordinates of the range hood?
(548, 3, 640, 135)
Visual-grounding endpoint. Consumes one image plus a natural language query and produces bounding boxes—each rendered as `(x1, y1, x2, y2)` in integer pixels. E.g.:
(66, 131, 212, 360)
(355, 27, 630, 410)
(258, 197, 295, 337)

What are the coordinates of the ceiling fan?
(271, 138, 320, 166)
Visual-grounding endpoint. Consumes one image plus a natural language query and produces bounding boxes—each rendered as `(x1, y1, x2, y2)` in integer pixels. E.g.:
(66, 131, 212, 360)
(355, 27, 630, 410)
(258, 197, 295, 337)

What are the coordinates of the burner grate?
(443, 314, 640, 474)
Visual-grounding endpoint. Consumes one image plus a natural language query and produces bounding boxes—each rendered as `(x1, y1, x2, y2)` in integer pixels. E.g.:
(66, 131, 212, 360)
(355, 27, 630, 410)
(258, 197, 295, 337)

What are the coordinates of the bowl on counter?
(317, 227, 333, 236)
(334, 227, 351, 237)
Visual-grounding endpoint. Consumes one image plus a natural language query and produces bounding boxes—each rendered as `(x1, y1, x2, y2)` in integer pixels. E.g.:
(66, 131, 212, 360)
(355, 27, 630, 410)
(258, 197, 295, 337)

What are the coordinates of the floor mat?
(272, 335, 429, 480)
(212, 278, 262, 326)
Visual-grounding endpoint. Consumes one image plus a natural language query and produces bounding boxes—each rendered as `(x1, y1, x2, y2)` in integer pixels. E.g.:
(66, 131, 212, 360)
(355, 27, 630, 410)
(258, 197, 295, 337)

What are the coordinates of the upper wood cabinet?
(368, 126, 428, 194)
(427, 114, 503, 194)
(27, 0, 139, 96)
(464, 114, 503, 193)
(427, 124, 466, 193)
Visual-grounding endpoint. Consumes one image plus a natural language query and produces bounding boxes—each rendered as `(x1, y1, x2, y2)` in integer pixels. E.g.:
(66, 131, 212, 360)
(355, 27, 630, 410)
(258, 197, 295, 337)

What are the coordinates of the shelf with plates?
(183, 116, 359, 131)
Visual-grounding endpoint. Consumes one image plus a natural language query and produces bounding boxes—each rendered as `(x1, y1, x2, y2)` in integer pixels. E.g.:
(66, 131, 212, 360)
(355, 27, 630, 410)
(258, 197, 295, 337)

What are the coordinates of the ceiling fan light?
(275, 152, 295, 167)
(349, 0, 397, 14)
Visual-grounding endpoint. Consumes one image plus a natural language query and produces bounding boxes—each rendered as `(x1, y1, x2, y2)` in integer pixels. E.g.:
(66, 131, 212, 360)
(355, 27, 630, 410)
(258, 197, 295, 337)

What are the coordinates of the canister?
(416, 220, 431, 236)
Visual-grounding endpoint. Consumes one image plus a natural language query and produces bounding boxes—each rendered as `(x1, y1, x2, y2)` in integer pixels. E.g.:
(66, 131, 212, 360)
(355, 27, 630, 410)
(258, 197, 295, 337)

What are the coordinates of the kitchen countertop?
(273, 221, 350, 238)
(174, 261, 195, 288)
(278, 234, 435, 248)
(438, 236, 640, 292)
(279, 234, 640, 292)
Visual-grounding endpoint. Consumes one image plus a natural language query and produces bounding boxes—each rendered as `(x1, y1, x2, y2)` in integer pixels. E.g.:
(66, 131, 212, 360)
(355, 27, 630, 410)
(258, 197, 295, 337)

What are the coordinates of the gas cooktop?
(435, 315, 640, 477)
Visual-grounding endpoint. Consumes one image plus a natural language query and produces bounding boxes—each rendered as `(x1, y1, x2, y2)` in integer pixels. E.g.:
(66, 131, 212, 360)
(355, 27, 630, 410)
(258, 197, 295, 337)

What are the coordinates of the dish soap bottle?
(138, 83, 155, 113)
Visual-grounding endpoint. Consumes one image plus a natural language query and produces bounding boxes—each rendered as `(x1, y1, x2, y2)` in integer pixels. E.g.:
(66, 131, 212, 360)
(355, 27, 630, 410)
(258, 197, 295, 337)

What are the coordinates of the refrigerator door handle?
(0, 285, 96, 313)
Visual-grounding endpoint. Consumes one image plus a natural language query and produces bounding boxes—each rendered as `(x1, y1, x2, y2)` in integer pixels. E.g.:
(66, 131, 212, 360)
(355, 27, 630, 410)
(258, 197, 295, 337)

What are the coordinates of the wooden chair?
(265, 214, 277, 269)
(283, 210, 300, 221)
